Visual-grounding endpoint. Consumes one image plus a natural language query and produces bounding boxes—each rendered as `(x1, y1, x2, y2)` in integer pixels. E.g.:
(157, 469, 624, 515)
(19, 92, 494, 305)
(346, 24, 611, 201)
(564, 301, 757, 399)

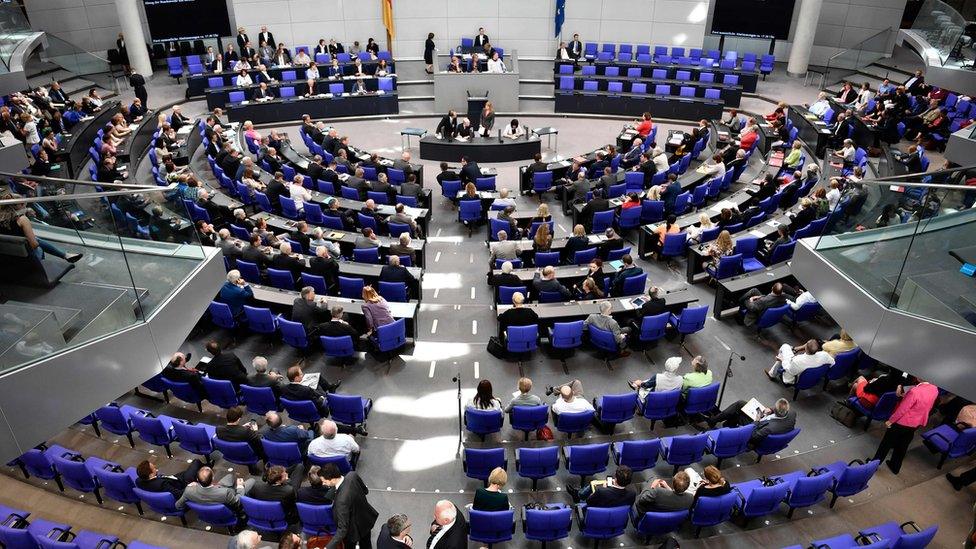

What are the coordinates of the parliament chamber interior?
(1, 0, 976, 547)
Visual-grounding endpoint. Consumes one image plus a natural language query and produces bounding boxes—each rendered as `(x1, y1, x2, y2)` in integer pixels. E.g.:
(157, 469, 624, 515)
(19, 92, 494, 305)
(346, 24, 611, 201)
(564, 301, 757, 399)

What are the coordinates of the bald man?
(427, 500, 468, 548)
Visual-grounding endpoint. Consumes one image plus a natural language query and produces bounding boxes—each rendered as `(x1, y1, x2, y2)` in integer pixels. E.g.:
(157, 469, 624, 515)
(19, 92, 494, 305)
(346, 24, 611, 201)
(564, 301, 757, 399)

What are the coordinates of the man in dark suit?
(264, 172, 287, 209)
(162, 352, 206, 396)
(568, 465, 637, 507)
(291, 287, 330, 336)
(261, 411, 314, 453)
(271, 241, 305, 281)
(379, 255, 413, 285)
(377, 513, 413, 549)
(460, 156, 482, 184)
(531, 266, 571, 301)
(345, 168, 370, 200)
(135, 459, 204, 499)
(399, 173, 424, 201)
(526, 152, 548, 178)
(579, 188, 611, 231)
(738, 282, 799, 327)
(371, 174, 397, 204)
(245, 356, 285, 396)
(247, 464, 304, 526)
(636, 286, 668, 319)
(589, 152, 609, 176)
(389, 234, 417, 266)
(436, 162, 460, 187)
(240, 41, 257, 61)
(497, 292, 539, 334)
(202, 340, 248, 388)
(660, 173, 682, 213)
(236, 29, 249, 52)
(427, 500, 468, 549)
(321, 464, 379, 549)
(490, 260, 522, 287)
(569, 33, 583, 60)
(436, 111, 458, 138)
(474, 28, 490, 47)
(610, 254, 643, 296)
(216, 406, 265, 459)
(306, 155, 325, 183)
(279, 365, 343, 415)
(707, 397, 798, 445)
(319, 306, 361, 340)
(241, 234, 271, 268)
(392, 151, 414, 177)
(307, 246, 340, 289)
(258, 26, 276, 53)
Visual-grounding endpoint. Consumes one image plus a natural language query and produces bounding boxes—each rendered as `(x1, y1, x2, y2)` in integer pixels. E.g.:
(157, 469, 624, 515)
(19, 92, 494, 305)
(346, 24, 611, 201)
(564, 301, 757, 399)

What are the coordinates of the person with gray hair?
(629, 356, 683, 393)
(378, 513, 413, 548)
(307, 244, 340, 289)
(218, 269, 253, 317)
(706, 397, 797, 445)
(490, 259, 522, 287)
(245, 355, 285, 393)
(309, 418, 361, 463)
(270, 240, 303, 279)
(380, 253, 413, 287)
(489, 229, 519, 265)
(217, 228, 242, 264)
(389, 232, 416, 265)
(227, 530, 261, 549)
(427, 500, 467, 548)
(583, 300, 630, 354)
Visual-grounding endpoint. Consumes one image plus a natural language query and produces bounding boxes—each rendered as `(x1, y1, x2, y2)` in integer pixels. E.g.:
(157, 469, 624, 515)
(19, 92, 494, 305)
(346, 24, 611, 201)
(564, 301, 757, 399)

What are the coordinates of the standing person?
(427, 500, 468, 548)
(871, 379, 938, 474)
(129, 68, 148, 108)
(116, 33, 129, 71)
(424, 33, 436, 74)
(480, 101, 495, 137)
(320, 464, 379, 549)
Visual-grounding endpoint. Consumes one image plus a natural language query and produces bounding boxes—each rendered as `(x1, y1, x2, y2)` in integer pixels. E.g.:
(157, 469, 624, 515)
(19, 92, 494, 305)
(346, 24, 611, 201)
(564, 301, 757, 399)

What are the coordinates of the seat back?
(712, 254, 743, 280)
(518, 446, 559, 478)
(240, 384, 278, 415)
(690, 492, 737, 528)
(53, 455, 96, 493)
(620, 272, 647, 296)
(664, 433, 708, 465)
(673, 305, 708, 334)
(795, 364, 830, 392)
(241, 496, 289, 533)
(463, 447, 506, 481)
(213, 438, 261, 465)
(615, 439, 661, 470)
(280, 397, 323, 424)
(172, 421, 215, 456)
(755, 428, 800, 457)
(581, 506, 630, 539)
(328, 394, 368, 425)
(185, 501, 238, 528)
(832, 459, 881, 498)
(739, 482, 790, 518)
(278, 318, 309, 349)
(201, 377, 239, 409)
(635, 509, 688, 536)
(130, 413, 174, 446)
(708, 424, 754, 458)
(338, 276, 365, 298)
(786, 471, 833, 508)
(588, 325, 618, 354)
(296, 503, 338, 537)
(598, 393, 637, 424)
(94, 466, 139, 504)
(510, 405, 549, 432)
(261, 439, 304, 467)
(566, 443, 610, 476)
(641, 389, 681, 420)
(469, 509, 515, 544)
(682, 382, 720, 415)
(374, 318, 407, 352)
(555, 410, 595, 434)
(465, 409, 503, 435)
(661, 232, 687, 256)
(524, 506, 572, 542)
(133, 488, 183, 516)
(891, 525, 939, 549)
(506, 324, 538, 353)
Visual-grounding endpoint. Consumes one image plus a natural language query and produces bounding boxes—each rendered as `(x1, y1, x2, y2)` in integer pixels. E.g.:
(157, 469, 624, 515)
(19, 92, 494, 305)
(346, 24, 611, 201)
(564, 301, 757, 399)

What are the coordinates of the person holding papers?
(705, 397, 797, 445)
(502, 118, 525, 140)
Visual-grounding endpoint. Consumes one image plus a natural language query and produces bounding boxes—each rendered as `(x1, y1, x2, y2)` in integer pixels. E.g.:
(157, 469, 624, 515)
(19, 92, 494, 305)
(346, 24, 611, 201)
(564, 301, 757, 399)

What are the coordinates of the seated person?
(279, 365, 342, 417)
(635, 471, 694, 514)
(297, 465, 335, 504)
(261, 410, 314, 453)
(308, 419, 360, 465)
(568, 465, 637, 507)
(849, 368, 906, 409)
(504, 377, 543, 412)
(497, 292, 539, 334)
(705, 397, 797, 446)
(531, 266, 571, 301)
(247, 464, 303, 526)
(551, 384, 594, 418)
(473, 467, 510, 511)
(216, 406, 264, 459)
(629, 356, 683, 394)
(175, 465, 254, 513)
(692, 465, 733, 504)
(682, 355, 713, 390)
(502, 118, 525, 140)
(583, 300, 630, 355)
(466, 379, 502, 411)
(135, 459, 205, 499)
(822, 329, 856, 356)
(768, 339, 835, 385)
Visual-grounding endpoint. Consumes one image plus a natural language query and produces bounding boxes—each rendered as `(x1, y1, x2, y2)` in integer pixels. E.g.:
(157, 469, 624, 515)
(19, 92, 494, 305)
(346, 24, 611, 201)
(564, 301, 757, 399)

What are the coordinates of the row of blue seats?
(227, 260, 414, 302)
(223, 79, 396, 102)
(10, 443, 340, 539)
(782, 520, 938, 549)
(0, 502, 163, 549)
(463, 422, 804, 488)
(558, 78, 731, 99)
(168, 50, 394, 76)
(465, 458, 880, 545)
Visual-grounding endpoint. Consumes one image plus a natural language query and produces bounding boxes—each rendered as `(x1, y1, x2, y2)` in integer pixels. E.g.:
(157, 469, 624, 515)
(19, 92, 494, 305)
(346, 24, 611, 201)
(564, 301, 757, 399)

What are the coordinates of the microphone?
(738, 354, 746, 361)
(452, 376, 459, 382)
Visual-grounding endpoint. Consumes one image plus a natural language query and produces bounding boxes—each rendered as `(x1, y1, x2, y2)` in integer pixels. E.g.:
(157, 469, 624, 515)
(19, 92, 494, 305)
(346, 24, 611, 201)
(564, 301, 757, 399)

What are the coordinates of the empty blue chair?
(532, 171, 552, 195)
(281, 397, 323, 425)
(301, 273, 328, 296)
(607, 247, 631, 261)
(548, 320, 584, 373)
(213, 438, 261, 468)
(378, 281, 408, 303)
(632, 82, 648, 94)
(509, 405, 549, 441)
(705, 425, 755, 466)
(619, 272, 647, 296)
(524, 504, 572, 545)
(464, 408, 504, 441)
(555, 410, 595, 438)
(241, 496, 289, 534)
(279, 318, 311, 354)
(16, 444, 67, 491)
(132, 489, 187, 525)
(506, 324, 538, 376)
(704, 88, 720, 100)
(201, 377, 240, 410)
(228, 90, 245, 103)
(267, 268, 295, 290)
(921, 424, 976, 468)
(591, 210, 615, 233)
(593, 393, 637, 431)
(632, 509, 688, 542)
(261, 439, 304, 467)
(92, 465, 143, 514)
(469, 509, 515, 546)
(463, 447, 507, 486)
(94, 404, 138, 447)
(682, 382, 720, 418)
(516, 446, 559, 489)
(130, 412, 179, 458)
(185, 501, 238, 533)
(754, 428, 800, 462)
(534, 251, 560, 268)
(338, 276, 365, 298)
(171, 421, 217, 463)
(858, 521, 938, 549)
(611, 439, 661, 471)
(573, 247, 598, 266)
(328, 393, 371, 429)
(564, 443, 610, 484)
(690, 492, 737, 537)
(53, 454, 105, 503)
(817, 459, 880, 507)
(655, 84, 671, 95)
(582, 80, 598, 92)
(660, 433, 709, 473)
(639, 389, 681, 429)
(668, 305, 708, 347)
(772, 468, 834, 517)
(240, 384, 278, 415)
(732, 478, 790, 523)
(634, 312, 669, 359)
(245, 306, 279, 338)
(296, 503, 338, 537)
(578, 505, 630, 543)
(208, 301, 237, 330)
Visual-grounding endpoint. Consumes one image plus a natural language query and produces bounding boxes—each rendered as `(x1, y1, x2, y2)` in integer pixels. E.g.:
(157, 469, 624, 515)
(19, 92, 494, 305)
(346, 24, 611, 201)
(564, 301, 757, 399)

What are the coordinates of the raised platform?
(418, 134, 542, 163)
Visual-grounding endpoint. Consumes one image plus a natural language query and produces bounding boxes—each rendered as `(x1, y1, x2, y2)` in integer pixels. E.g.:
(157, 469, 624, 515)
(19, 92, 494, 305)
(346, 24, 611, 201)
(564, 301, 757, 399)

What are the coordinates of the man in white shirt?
(629, 356, 684, 394)
(492, 188, 516, 209)
(556, 42, 572, 61)
(768, 339, 835, 385)
(290, 174, 312, 205)
(808, 92, 830, 117)
(308, 419, 360, 463)
(486, 52, 505, 73)
(551, 385, 595, 416)
(826, 179, 842, 211)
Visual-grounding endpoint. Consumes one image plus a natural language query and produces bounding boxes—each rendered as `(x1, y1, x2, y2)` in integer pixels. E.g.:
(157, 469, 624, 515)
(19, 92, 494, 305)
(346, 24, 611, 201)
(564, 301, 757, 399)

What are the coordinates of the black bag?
(487, 336, 507, 359)
(830, 401, 859, 428)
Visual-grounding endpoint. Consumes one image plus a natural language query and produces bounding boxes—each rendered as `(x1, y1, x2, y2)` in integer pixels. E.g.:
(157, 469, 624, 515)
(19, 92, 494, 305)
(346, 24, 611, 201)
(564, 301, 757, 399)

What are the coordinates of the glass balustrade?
(0, 175, 208, 373)
(812, 166, 976, 332)
(823, 28, 893, 87)
(910, 0, 968, 66)
(0, 2, 33, 72)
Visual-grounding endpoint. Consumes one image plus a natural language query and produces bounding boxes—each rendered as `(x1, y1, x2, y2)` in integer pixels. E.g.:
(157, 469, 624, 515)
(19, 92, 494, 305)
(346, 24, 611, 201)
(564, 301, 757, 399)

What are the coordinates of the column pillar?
(115, 0, 152, 77)
(787, 0, 824, 77)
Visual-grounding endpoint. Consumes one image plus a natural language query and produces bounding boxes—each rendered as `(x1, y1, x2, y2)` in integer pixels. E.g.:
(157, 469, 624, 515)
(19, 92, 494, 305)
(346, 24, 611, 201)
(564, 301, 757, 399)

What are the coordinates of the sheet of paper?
(741, 398, 765, 421)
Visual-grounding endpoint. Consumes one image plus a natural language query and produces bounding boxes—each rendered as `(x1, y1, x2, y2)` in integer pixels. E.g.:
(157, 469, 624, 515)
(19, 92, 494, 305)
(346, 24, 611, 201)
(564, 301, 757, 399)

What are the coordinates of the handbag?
(307, 535, 343, 549)
(486, 336, 507, 359)
(830, 400, 859, 428)
(536, 425, 554, 440)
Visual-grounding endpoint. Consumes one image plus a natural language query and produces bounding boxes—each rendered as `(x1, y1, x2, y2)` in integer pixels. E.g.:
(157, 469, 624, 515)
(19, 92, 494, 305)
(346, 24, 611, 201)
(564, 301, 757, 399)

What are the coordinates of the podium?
(467, 92, 488, 129)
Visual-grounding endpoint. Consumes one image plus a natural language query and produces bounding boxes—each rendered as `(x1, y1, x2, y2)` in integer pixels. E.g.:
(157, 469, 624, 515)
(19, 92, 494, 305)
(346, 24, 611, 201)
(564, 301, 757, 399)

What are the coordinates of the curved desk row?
(225, 93, 399, 124)
(419, 134, 542, 163)
(205, 75, 397, 110)
(278, 141, 428, 196)
(556, 75, 741, 108)
(63, 100, 121, 179)
(554, 91, 723, 120)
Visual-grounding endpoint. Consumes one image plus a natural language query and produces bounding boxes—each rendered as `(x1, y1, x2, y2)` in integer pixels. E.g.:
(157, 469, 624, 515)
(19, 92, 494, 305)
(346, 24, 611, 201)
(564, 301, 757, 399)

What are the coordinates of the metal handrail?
(844, 163, 976, 189)
(0, 184, 178, 205)
(0, 171, 159, 190)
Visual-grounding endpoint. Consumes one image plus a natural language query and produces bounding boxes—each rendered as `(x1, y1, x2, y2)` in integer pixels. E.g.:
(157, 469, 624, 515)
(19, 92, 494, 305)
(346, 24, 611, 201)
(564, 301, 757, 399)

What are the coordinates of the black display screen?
(710, 0, 797, 40)
(142, 0, 232, 42)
